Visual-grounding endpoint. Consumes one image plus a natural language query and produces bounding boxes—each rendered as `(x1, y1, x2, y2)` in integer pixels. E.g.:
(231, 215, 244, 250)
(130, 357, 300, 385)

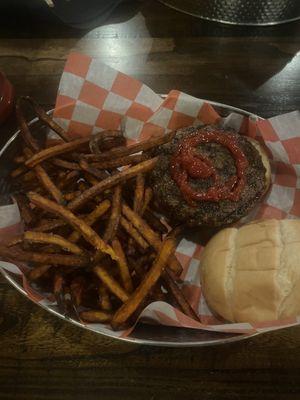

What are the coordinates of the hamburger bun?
(149, 125, 271, 227)
(200, 219, 300, 323)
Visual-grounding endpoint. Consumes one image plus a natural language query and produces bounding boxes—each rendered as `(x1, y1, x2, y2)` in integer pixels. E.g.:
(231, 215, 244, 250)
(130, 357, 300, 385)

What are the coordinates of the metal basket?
(159, 0, 300, 26)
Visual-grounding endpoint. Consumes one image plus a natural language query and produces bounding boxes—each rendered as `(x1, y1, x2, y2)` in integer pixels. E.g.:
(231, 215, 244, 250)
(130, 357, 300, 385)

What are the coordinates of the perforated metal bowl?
(0, 99, 262, 346)
(159, 0, 300, 26)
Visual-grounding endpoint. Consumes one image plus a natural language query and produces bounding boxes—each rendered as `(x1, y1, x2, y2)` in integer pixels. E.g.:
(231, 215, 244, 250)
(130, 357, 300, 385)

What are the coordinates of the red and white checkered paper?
(2, 52, 300, 339)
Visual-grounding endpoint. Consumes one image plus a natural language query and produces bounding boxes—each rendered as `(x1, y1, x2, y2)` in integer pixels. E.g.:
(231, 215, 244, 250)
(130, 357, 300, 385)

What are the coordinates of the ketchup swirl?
(170, 130, 248, 204)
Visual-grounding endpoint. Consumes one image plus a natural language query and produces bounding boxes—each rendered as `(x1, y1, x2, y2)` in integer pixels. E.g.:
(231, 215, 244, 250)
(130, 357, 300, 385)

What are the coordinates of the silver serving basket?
(0, 100, 263, 347)
(160, 0, 300, 26)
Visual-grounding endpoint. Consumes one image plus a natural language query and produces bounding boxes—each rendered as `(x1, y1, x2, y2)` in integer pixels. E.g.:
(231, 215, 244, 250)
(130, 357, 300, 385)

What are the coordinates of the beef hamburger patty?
(149, 125, 269, 227)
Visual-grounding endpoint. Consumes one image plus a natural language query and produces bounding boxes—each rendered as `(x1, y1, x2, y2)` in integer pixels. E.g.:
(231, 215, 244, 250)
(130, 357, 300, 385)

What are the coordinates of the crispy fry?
(120, 216, 149, 250)
(89, 130, 124, 154)
(28, 192, 119, 263)
(10, 165, 27, 178)
(51, 158, 80, 170)
(32, 219, 67, 232)
(90, 154, 147, 170)
(24, 96, 71, 142)
(68, 158, 158, 211)
(103, 185, 121, 242)
(68, 199, 111, 243)
(14, 193, 36, 226)
(70, 276, 86, 307)
(23, 231, 85, 255)
(13, 155, 26, 164)
(24, 147, 65, 204)
(53, 272, 65, 313)
(163, 269, 200, 321)
(98, 285, 112, 311)
(64, 191, 81, 201)
(80, 310, 112, 323)
(79, 159, 109, 180)
(27, 264, 51, 281)
(133, 174, 144, 215)
(144, 209, 168, 234)
(122, 204, 182, 275)
(16, 97, 39, 151)
(83, 171, 100, 186)
(25, 137, 90, 168)
(0, 245, 89, 267)
(93, 266, 129, 303)
(22, 170, 36, 182)
(111, 238, 133, 293)
(111, 234, 176, 330)
(140, 187, 153, 216)
(57, 170, 80, 190)
(86, 131, 175, 162)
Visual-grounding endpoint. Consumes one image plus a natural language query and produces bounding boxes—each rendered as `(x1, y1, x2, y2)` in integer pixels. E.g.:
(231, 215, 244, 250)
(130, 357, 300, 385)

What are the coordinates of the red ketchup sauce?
(170, 130, 248, 204)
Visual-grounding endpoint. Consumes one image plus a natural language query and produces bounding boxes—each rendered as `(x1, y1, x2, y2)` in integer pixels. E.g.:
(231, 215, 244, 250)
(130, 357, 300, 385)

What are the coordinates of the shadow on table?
(141, 1, 300, 93)
(0, 0, 142, 38)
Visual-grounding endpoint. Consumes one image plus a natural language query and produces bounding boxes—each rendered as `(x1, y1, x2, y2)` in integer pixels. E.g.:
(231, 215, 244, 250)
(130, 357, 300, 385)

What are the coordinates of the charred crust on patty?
(148, 125, 269, 227)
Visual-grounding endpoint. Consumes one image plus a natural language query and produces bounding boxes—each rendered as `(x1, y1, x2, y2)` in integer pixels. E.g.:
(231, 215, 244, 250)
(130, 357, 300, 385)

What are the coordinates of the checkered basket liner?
(1, 52, 300, 337)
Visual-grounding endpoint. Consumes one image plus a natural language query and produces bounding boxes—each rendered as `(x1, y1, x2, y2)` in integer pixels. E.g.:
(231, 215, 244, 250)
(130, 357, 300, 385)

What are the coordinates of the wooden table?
(1, 1, 300, 398)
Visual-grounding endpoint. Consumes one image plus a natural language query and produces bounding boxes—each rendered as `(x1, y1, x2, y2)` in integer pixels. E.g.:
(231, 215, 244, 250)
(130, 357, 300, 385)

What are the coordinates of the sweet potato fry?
(111, 233, 176, 330)
(10, 165, 27, 178)
(14, 193, 36, 226)
(140, 187, 153, 216)
(111, 238, 133, 293)
(68, 158, 158, 211)
(133, 174, 144, 215)
(90, 154, 147, 170)
(23, 231, 85, 255)
(22, 170, 36, 182)
(51, 158, 80, 170)
(25, 137, 90, 168)
(28, 192, 119, 263)
(64, 191, 81, 202)
(24, 96, 71, 142)
(93, 266, 129, 303)
(122, 204, 182, 275)
(68, 199, 111, 243)
(0, 245, 89, 267)
(120, 216, 149, 250)
(16, 97, 39, 151)
(86, 131, 175, 162)
(89, 130, 124, 154)
(98, 285, 112, 311)
(32, 219, 67, 232)
(57, 170, 80, 190)
(80, 310, 112, 323)
(103, 185, 121, 242)
(143, 209, 168, 234)
(79, 159, 109, 180)
(23, 147, 65, 204)
(70, 276, 86, 307)
(163, 269, 200, 321)
(13, 155, 26, 164)
(27, 264, 51, 281)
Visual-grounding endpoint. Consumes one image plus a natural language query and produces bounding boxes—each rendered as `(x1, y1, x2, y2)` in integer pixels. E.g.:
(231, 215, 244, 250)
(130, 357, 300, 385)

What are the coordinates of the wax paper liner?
(1, 52, 300, 338)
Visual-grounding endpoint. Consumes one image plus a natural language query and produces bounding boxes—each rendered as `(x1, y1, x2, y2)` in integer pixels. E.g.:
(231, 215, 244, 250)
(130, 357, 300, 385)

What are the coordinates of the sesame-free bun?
(200, 219, 300, 323)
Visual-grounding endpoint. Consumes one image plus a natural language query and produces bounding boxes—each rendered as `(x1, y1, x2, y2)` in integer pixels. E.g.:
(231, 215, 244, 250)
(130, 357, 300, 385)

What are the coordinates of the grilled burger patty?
(149, 125, 268, 227)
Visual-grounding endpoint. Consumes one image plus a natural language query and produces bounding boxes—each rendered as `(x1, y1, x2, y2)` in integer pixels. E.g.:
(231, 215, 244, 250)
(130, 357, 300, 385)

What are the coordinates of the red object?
(0, 72, 14, 124)
(170, 129, 248, 204)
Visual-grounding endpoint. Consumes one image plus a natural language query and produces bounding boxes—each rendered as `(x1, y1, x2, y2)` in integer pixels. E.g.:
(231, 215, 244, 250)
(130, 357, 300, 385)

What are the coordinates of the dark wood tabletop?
(1, 1, 300, 399)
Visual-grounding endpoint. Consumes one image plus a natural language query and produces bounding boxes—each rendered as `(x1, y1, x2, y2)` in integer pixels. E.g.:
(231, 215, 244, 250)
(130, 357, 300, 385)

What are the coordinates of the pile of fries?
(0, 96, 200, 330)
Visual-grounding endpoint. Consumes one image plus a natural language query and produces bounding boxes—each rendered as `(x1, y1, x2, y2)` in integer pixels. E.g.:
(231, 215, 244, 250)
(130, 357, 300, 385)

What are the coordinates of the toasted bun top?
(200, 219, 300, 323)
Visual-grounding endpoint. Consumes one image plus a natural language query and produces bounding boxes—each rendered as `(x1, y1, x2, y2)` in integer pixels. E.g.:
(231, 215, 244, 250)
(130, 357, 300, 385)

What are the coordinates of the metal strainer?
(159, 0, 300, 26)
